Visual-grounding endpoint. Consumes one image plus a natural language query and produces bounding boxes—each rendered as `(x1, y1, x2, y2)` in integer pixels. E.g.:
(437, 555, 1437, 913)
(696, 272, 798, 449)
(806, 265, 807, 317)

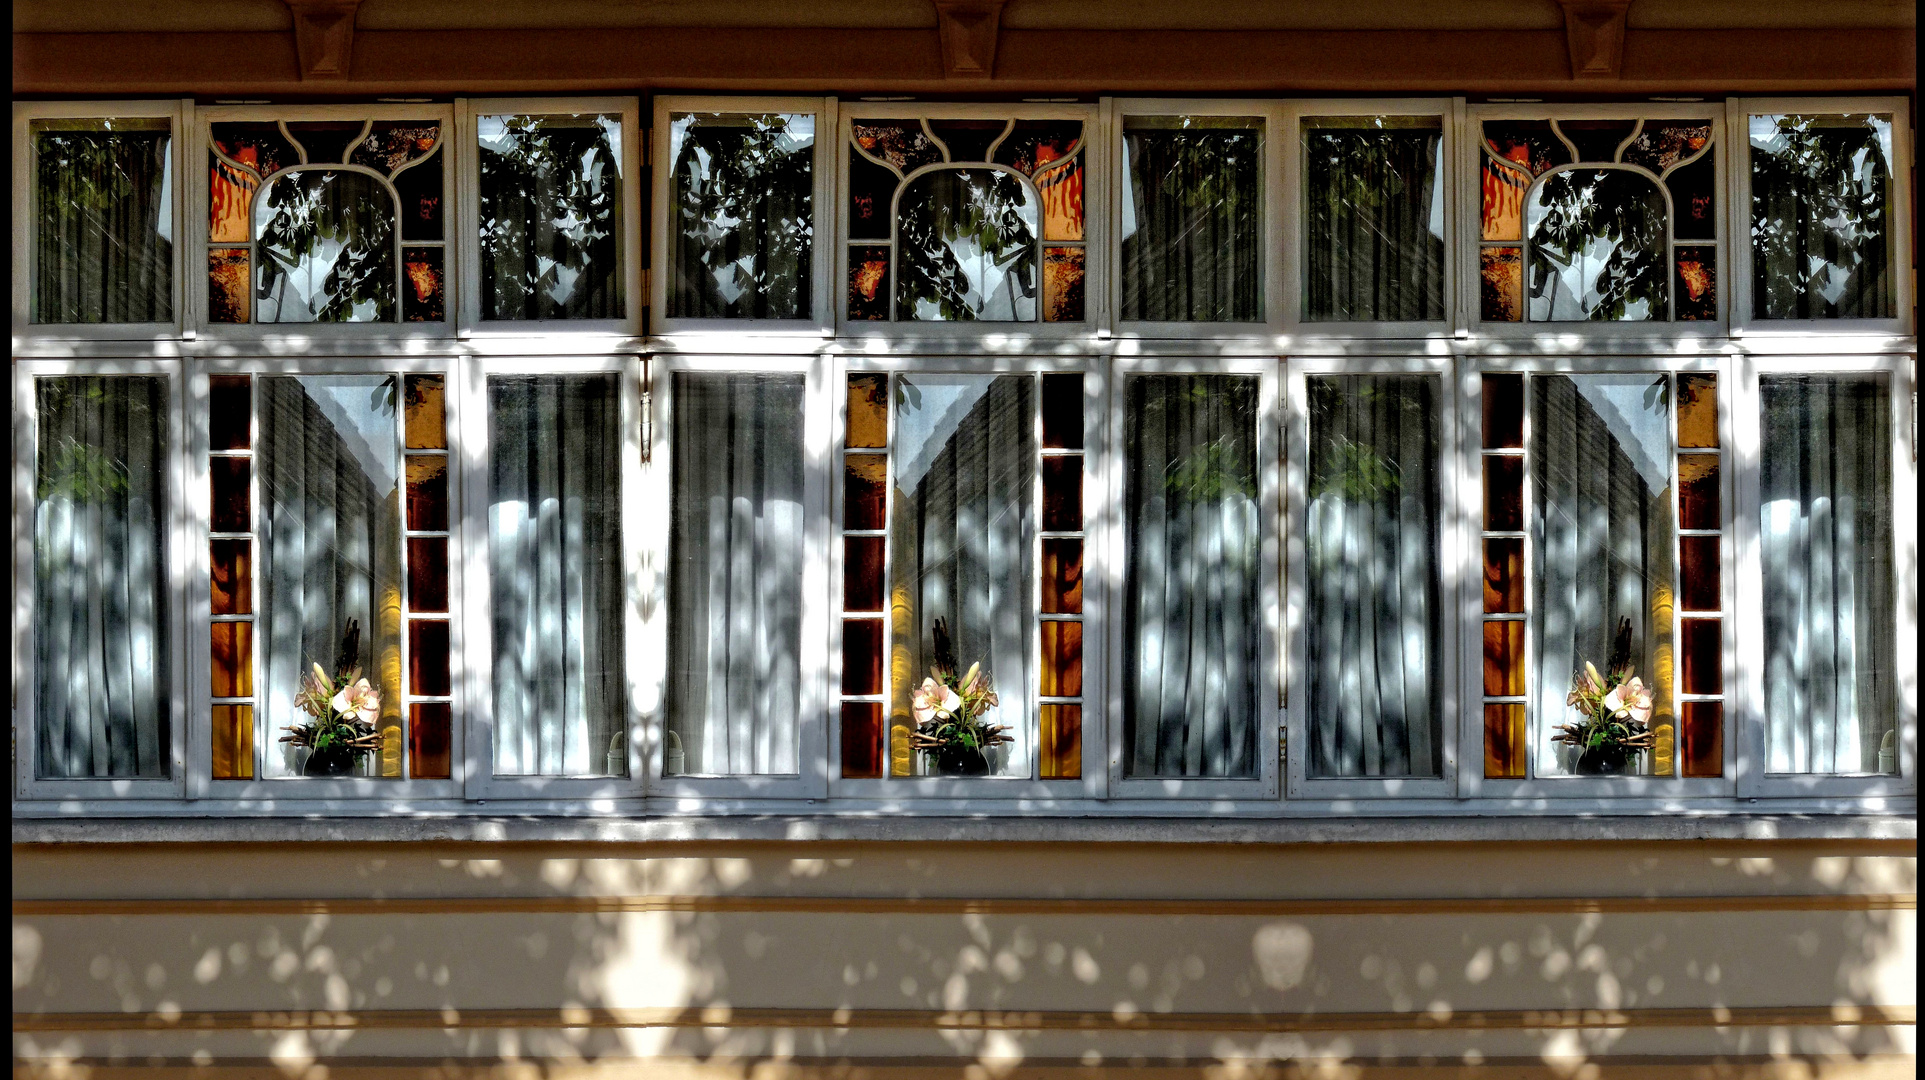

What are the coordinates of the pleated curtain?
(1119, 128, 1261, 322)
(1750, 121, 1893, 319)
(33, 129, 173, 324)
(1302, 128, 1446, 321)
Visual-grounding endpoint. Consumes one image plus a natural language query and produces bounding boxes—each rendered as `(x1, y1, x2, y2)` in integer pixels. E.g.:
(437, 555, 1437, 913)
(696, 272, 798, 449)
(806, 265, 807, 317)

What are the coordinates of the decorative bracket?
(284, 0, 362, 80)
(1555, 0, 1632, 80)
(931, 0, 1008, 79)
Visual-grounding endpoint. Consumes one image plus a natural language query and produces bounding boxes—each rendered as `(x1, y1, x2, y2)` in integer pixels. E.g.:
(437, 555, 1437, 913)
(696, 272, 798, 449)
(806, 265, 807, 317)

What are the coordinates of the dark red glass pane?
(842, 619, 884, 696)
(408, 620, 451, 696)
(407, 455, 449, 531)
(409, 702, 452, 780)
(1041, 373, 1083, 449)
(1681, 701, 1723, 778)
(1484, 456, 1523, 532)
(1482, 375, 1524, 448)
(403, 248, 445, 322)
(1680, 535, 1721, 612)
(844, 454, 887, 530)
(407, 537, 449, 613)
(1678, 454, 1720, 531)
(210, 457, 251, 533)
(1681, 618, 1723, 696)
(848, 247, 891, 321)
(840, 701, 884, 779)
(209, 375, 251, 450)
(1675, 248, 1717, 321)
(844, 536, 886, 612)
(1041, 456, 1082, 532)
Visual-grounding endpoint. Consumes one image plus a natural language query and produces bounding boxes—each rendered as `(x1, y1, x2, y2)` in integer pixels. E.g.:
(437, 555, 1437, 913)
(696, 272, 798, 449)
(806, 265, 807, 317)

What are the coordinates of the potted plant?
(1554, 617, 1656, 776)
(908, 618, 1012, 776)
(279, 619, 384, 777)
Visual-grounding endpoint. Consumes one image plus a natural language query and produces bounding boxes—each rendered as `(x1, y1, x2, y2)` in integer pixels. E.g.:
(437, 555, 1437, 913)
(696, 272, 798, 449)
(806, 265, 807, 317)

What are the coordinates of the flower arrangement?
(1553, 617, 1656, 775)
(279, 618, 383, 776)
(908, 617, 1012, 775)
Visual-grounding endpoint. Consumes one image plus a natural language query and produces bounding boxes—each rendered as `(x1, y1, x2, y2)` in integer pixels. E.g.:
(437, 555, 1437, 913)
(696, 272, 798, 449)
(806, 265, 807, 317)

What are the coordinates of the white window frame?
(1283, 98, 1461, 340)
(642, 352, 832, 801)
(1732, 351, 1917, 799)
(456, 97, 645, 339)
(187, 355, 465, 801)
(1284, 355, 1461, 800)
(188, 103, 458, 343)
(13, 358, 190, 801)
(11, 99, 192, 343)
(458, 353, 649, 801)
(651, 96, 838, 339)
(1726, 97, 1914, 341)
(1461, 103, 1729, 340)
(1106, 98, 1286, 341)
(1105, 356, 1282, 801)
(834, 101, 1105, 343)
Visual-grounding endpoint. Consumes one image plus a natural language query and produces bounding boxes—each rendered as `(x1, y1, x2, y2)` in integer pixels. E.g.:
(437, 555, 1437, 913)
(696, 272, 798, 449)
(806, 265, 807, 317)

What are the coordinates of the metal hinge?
(639, 373, 653, 465)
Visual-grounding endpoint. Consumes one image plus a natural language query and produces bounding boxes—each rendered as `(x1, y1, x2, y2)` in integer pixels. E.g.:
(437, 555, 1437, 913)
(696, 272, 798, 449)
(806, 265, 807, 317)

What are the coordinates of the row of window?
(15, 355, 1912, 804)
(11, 97, 1913, 339)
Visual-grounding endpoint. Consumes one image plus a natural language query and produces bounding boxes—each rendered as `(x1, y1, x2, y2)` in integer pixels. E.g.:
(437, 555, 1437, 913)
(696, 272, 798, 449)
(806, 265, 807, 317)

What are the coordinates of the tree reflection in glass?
(1121, 117, 1262, 322)
(479, 114, 625, 321)
(1749, 114, 1893, 320)
(1303, 117, 1445, 322)
(255, 170, 395, 323)
(32, 120, 174, 324)
(1526, 170, 1667, 321)
(896, 169, 1039, 321)
(669, 113, 812, 319)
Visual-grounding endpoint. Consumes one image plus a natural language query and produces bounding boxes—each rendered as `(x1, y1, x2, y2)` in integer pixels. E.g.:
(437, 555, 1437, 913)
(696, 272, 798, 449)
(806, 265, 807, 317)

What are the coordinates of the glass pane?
(1302, 118, 1445, 322)
(1527, 170, 1668, 321)
(1040, 620, 1083, 698)
(840, 701, 885, 779)
(402, 247, 445, 322)
(32, 120, 174, 324)
(1680, 618, 1723, 695)
(409, 702, 452, 780)
(1481, 157, 1528, 242)
(1482, 621, 1525, 697)
(1675, 247, 1717, 321)
(1040, 374, 1083, 449)
(890, 375, 1035, 777)
(406, 455, 449, 531)
(211, 539, 253, 615)
(1480, 247, 1522, 321)
(897, 170, 1038, 321)
(1484, 538, 1524, 614)
(210, 374, 252, 450)
(1676, 373, 1717, 448)
(208, 248, 250, 323)
(404, 374, 446, 449)
(489, 374, 626, 778)
(1041, 538, 1083, 614)
(1042, 246, 1085, 322)
(846, 374, 888, 449)
(34, 376, 172, 779)
(1483, 456, 1523, 532)
(1037, 159, 1085, 242)
(667, 374, 805, 777)
(1120, 118, 1261, 322)
(1750, 114, 1894, 319)
(390, 139, 444, 242)
(1665, 152, 1716, 240)
(1678, 454, 1720, 531)
(848, 152, 897, 240)
(210, 122, 297, 178)
(1557, 119, 1638, 163)
(480, 114, 626, 320)
(210, 457, 251, 534)
(212, 705, 253, 780)
(1123, 375, 1260, 779)
(842, 619, 885, 696)
(1483, 703, 1527, 779)
(993, 120, 1082, 176)
(844, 536, 886, 612)
(408, 620, 450, 696)
(666, 112, 811, 320)
(1482, 374, 1524, 449)
(1040, 456, 1082, 531)
(1484, 120, 1571, 176)
(1680, 535, 1721, 612)
(210, 621, 253, 698)
(1306, 376, 1442, 777)
(844, 453, 887, 530)
(284, 121, 362, 165)
(1532, 375, 1675, 777)
(1039, 704, 1082, 780)
(1625, 123, 1712, 175)
(351, 122, 442, 176)
(848, 245, 890, 321)
(406, 537, 449, 613)
(255, 170, 396, 322)
(1680, 700, 1723, 778)
(854, 121, 942, 173)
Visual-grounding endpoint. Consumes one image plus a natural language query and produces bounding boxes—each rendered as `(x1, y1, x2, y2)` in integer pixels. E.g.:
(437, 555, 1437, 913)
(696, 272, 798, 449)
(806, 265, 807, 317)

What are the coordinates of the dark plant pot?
(1575, 745, 1633, 776)
(932, 744, 990, 776)
(304, 746, 357, 777)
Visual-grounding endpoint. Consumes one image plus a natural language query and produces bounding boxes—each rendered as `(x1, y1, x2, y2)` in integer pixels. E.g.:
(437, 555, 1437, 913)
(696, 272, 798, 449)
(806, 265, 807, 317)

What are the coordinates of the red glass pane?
(840, 702, 884, 779)
(209, 375, 252, 450)
(843, 536, 886, 612)
(848, 248, 891, 322)
(1680, 535, 1721, 612)
(1484, 456, 1523, 532)
(403, 248, 445, 322)
(1483, 621, 1525, 697)
(211, 539, 252, 615)
(1041, 456, 1082, 532)
(1484, 703, 1526, 779)
(1041, 373, 1084, 449)
(409, 702, 452, 780)
(842, 619, 885, 696)
(1675, 248, 1717, 321)
(1678, 454, 1719, 531)
(1681, 618, 1723, 696)
(407, 455, 449, 531)
(1040, 703, 1082, 780)
(408, 620, 451, 697)
(210, 457, 251, 533)
(1482, 375, 1524, 448)
(844, 454, 887, 530)
(210, 621, 252, 698)
(1041, 621, 1083, 698)
(407, 537, 449, 613)
(1681, 701, 1723, 778)
(1042, 538, 1083, 614)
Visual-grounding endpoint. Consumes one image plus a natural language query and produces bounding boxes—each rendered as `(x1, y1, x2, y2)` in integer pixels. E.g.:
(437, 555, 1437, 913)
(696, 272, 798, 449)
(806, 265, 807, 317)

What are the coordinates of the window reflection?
(896, 170, 1039, 321)
(1750, 114, 1894, 319)
(31, 119, 175, 324)
(1302, 117, 1444, 322)
(255, 170, 396, 322)
(480, 114, 625, 321)
(1121, 116, 1262, 322)
(669, 113, 815, 320)
(1527, 170, 1667, 321)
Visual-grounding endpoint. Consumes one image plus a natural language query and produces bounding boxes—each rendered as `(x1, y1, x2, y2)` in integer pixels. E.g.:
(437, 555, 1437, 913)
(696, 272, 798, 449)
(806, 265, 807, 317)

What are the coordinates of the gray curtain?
(259, 376, 402, 776)
(479, 116, 625, 320)
(1120, 127, 1261, 322)
(1124, 375, 1261, 778)
(1306, 376, 1440, 777)
(1761, 375, 1896, 774)
(666, 374, 804, 776)
(33, 128, 173, 324)
(1303, 127, 1445, 321)
(1750, 118, 1892, 319)
(668, 115, 813, 319)
(491, 375, 626, 777)
(1531, 376, 1674, 774)
(34, 376, 170, 779)
(888, 375, 1035, 775)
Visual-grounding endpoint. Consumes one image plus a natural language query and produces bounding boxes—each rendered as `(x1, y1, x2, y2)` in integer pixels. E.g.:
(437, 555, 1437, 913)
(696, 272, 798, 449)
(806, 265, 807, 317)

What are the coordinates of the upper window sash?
(12, 100, 191, 342)
(1727, 97, 1914, 338)
(455, 97, 643, 338)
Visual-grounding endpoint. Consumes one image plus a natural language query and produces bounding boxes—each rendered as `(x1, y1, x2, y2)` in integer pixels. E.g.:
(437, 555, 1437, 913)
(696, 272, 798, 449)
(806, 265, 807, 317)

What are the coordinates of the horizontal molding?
(12, 1004, 1916, 1034)
(11, 893, 1915, 918)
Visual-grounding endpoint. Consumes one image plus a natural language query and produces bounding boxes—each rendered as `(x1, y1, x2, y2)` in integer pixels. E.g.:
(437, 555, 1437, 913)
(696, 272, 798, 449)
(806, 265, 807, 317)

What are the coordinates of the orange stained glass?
(1677, 454, 1720, 531)
(1041, 373, 1083, 449)
(1679, 535, 1721, 612)
(1483, 703, 1527, 779)
(1037, 158, 1085, 241)
(1680, 701, 1723, 778)
(844, 453, 887, 530)
(408, 620, 452, 696)
(841, 701, 885, 778)
(409, 702, 452, 780)
(1043, 247, 1085, 322)
(1483, 537, 1525, 613)
(1482, 374, 1524, 448)
(1482, 620, 1526, 697)
(1479, 247, 1522, 322)
(1039, 703, 1082, 779)
(210, 621, 252, 697)
(211, 705, 253, 780)
(210, 539, 252, 615)
(209, 375, 252, 450)
(1041, 456, 1082, 532)
(407, 537, 449, 612)
(210, 456, 251, 533)
(208, 249, 250, 324)
(847, 374, 889, 448)
(404, 375, 447, 449)
(1041, 620, 1083, 698)
(1680, 618, 1723, 695)
(1676, 373, 1718, 448)
(1042, 538, 1084, 614)
(208, 159, 258, 243)
(842, 618, 885, 696)
(843, 536, 886, 612)
(1484, 455, 1524, 532)
(406, 455, 449, 531)
(1480, 156, 1528, 241)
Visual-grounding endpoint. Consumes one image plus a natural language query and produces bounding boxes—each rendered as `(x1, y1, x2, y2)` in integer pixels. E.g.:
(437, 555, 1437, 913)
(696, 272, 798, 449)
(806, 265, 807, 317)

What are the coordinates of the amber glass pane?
(1676, 373, 1717, 448)
(847, 373, 888, 448)
(1677, 454, 1720, 531)
(1482, 620, 1525, 696)
(1040, 703, 1082, 780)
(407, 537, 449, 612)
(406, 455, 449, 531)
(1041, 373, 1083, 449)
(1482, 374, 1524, 448)
(1479, 247, 1522, 321)
(208, 248, 250, 323)
(1483, 537, 1524, 613)
(210, 539, 253, 615)
(843, 536, 886, 612)
(842, 618, 885, 696)
(841, 701, 884, 778)
(404, 374, 447, 449)
(1041, 456, 1082, 531)
(210, 456, 251, 533)
(844, 453, 887, 530)
(1483, 703, 1527, 779)
(848, 246, 891, 321)
(402, 248, 445, 322)
(1681, 618, 1723, 695)
(211, 705, 253, 780)
(1483, 456, 1524, 531)
(209, 375, 252, 450)
(1675, 248, 1717, 321)
(210, 621, 253, 697)
(409, 702, 452, 780)
(1041, 620, 1084, 697)
(1042, 538, 1084, 614)
(1679, 535, 1721, 611)
(408, 620, 452, 696)
(1043, 247, 1086, 322)
(1680, 701, 1723, 778)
